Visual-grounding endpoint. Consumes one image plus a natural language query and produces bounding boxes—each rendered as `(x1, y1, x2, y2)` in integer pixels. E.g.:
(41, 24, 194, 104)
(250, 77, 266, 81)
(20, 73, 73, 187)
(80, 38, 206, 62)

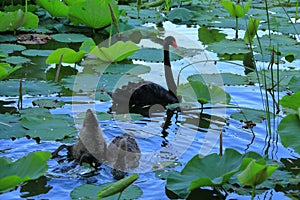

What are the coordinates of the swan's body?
(111, 36, 179, 116)
(52, 109, 141, 176)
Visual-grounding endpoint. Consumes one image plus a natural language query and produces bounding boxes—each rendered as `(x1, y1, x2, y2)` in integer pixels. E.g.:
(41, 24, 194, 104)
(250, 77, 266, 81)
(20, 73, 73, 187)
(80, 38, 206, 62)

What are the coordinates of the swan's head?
(164, 36, 178, 49)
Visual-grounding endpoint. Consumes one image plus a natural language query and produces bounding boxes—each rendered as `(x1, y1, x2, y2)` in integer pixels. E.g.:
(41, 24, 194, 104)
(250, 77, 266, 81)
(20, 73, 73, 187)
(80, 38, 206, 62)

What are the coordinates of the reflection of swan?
(52, 109, 141, 177)
(111, 36, 180, 116)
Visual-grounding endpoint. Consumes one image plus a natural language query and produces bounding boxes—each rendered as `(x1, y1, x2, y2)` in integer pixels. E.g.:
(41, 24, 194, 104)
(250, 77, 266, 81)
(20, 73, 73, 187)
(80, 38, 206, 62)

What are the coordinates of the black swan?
(111, 36, 180, 116)
(52, 109, 141, 175)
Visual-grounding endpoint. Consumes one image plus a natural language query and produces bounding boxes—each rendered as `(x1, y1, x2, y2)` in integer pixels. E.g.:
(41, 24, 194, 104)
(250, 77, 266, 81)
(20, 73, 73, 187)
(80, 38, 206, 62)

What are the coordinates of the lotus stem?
(55, 54, 64, 82)
(220, 131, 223, 156)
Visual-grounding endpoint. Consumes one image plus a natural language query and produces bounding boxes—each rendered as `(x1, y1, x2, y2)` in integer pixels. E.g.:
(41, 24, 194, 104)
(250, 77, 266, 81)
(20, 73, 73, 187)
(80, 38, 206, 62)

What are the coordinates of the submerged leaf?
(198, 27, 227, 45)
(0, 151, 51, 192)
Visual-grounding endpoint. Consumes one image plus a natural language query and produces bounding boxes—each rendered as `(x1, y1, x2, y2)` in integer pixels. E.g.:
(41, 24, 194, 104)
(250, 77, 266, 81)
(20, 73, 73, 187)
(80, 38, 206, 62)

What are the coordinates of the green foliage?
(244, 17, 260, 43)
(238, 160, 278, 187)
(167, 8, 194, 23)
(36, 0, 69, 17)
(187, 73, 248, 86)
(0, 63, 22, 81)
(22, 50, 53, 57)
(32, 99, 65, 109)
(0, 151, 51, 192)
(178, 80, 231, 105)
(71, 182, 142, 200)
(0, 79, 62, 96)
(21, 113, 77, 141)
(221, 0, 251, 18)
(68, 0, 119, 29)
(46, 48, 85, 64)
(51, 33, 91, 43)
(0, 113, 27, 139)
(0, 10, 39, 32)
(0, 44, 26, 55)
(230, 108, 273, 123)
(198, 27, 227, 45)
(129, 48, 182, 62)
(1, 56, 31, 65)
(280, 92, 300, 111)
(90, 41, 139, 63)
(98, 173, 139, 198)
(165, 149, 264, 198)
(288, 76, 300, 93)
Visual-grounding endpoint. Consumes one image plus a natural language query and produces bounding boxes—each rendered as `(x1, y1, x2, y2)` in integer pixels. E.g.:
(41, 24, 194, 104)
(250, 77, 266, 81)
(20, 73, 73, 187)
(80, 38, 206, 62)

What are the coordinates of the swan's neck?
(164, 48, 177, 96)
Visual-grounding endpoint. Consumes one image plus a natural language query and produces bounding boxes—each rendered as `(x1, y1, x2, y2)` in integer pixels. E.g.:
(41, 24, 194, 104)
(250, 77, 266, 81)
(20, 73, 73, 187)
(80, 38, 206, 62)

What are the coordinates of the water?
(0, 22, 299, 199)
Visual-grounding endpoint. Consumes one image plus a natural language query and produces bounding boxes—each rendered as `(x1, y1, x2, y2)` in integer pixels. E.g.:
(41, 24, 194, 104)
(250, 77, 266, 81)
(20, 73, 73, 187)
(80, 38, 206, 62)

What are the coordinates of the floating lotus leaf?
(178, 80, 231, 105)
(22, 50, 53, 57)
(32, 99, 65, 109)
(247, 70, 300, 91)
(0, 35, 17, 42)
(68, 0, 119, 29)
(0, 80, 62, 96)
(91, 63, 150, 76)
(198, 27, 227, 45)
(167, 8, 194, 23)
(288, 76, 300, 93)
(1, 56, 31, 65)
(21, 114, 77, 141)
(46, 48, 85, 64)
(0, 44, 26, 55)
(206, 39, 249, 55)
(0, 151, 51, 192)
(129, 48, 182, 62)
(230, 108, 273, 123)
(0, 113, 26, 139)
(51, 33, 90, 43)
(166, 149, 262, 198)
(187, 73, 248, 86)
(36, 0, 69, 17)
(90, 41, 139, 63)
(71, 182, 142, 200)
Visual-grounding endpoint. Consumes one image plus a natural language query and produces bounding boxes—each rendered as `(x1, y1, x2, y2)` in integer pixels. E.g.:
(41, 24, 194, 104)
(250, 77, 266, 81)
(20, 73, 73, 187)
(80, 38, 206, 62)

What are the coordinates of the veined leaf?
(0, 151, 51, 192)
(90, 41, 139, 63)
(36, 0, 69, 17)
(46, 48, 85, 64)
(244, 17, 260, 43)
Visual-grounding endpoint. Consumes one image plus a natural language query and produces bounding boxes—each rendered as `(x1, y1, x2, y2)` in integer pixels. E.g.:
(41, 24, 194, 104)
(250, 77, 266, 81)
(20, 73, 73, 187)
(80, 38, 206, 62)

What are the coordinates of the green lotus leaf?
(166, 149, 262, 198)
(32, 99, 65, 109)
(288, 76, 300, 93)
(90, 41, 139, 63)
(90, 63, 150, 76)
(0, 79, 62, 96)
(51, 33, 91, 43)
(244, 17, 260, 43)
(46, 48, 85, 64)
(247, 70, 300, 91)
(178, 81, 230, 105)
(129, 48, 182, 62)
(187, 73, 248, 86)
(0, 113, 27, 139)
(36, 0, 69, 17)
(22, 50, 53, 57)
(0, 44, 26, 55)
(221, 0, 251, 18)
(206, 39, 249, 55)
(0, 35, 17, 42)
(230, 108, 274, 123)
(71, 182, 142, 200)
(0, 63, 22, 81)
(277, 114, 300, 154)
(0, 151, 51, 192)
(68, 0, 119, 29)
(22, 12, 39, 29)
(21, 114, 77, 141)
(198, 27, 227, 45)
(280, 92, 300, 111)
(167, 8, 194, 23)
(1, 56, 31, 65)
(238, 160, 278, 187)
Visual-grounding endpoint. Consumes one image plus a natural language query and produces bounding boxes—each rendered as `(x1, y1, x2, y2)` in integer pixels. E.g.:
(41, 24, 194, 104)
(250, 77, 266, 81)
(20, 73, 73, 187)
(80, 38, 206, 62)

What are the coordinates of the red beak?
(171, 41, 178, 49)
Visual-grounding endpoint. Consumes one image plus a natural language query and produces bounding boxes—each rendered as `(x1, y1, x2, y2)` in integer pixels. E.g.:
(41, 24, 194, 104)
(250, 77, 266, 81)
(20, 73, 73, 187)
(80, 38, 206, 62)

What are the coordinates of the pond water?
(0, 21, 299, 200)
